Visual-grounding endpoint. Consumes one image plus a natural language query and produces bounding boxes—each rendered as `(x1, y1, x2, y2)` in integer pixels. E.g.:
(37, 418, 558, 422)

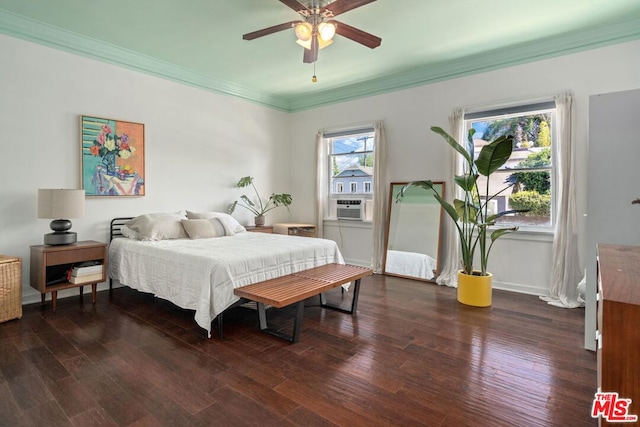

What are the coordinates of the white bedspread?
(108, 232, 344, 336)
(385, 249, 436, 280)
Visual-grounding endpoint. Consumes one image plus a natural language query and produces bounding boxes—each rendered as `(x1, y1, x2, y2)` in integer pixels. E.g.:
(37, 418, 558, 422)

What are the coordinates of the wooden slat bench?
(233, 263, 372, 343)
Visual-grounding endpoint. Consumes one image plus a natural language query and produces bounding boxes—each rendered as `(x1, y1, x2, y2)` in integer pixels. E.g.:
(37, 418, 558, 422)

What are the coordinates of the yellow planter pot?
(457, 271, 492, 307)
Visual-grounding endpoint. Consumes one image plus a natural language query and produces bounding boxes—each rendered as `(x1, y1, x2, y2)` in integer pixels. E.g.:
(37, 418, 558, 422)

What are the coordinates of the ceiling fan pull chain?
(312, 62, 318, 83)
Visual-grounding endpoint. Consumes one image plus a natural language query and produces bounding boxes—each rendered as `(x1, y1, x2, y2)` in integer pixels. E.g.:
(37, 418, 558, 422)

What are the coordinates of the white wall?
(0, 34, 291, 304)
(289, 40, 640, 297)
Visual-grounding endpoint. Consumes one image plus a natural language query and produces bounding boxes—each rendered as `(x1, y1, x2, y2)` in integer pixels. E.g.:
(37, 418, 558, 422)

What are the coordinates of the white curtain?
(315, 131, 327, 238)
(372, 120, 387, 273)
(435, 108, 464, 287)
(540, 91, 583, 308)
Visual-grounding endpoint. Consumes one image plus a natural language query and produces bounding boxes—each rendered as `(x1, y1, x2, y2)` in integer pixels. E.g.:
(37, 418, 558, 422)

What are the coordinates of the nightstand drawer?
(246, 226, 273, 233)
(47, 246, 105, 266)
(273, 223, 317, 238)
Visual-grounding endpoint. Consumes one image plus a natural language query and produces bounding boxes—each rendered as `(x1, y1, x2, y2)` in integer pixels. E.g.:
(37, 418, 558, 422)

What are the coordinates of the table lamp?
(37, 189, 85, 245)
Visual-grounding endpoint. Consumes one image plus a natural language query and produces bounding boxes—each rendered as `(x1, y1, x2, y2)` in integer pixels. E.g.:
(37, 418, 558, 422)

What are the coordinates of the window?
(464, 101, 555, 229)
(325, 128, 375, 219)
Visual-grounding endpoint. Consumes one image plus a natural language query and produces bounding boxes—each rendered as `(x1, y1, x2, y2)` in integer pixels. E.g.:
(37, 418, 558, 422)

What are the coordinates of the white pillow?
(181, 218, 229, 239)
(186, 211, 246, 234)
(120, 224, 139, 239)
(125, 212, 188, 241)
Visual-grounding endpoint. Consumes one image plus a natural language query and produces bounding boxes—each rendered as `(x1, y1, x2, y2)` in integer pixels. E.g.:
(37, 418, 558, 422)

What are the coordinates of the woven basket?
(0, 256, 22, 322)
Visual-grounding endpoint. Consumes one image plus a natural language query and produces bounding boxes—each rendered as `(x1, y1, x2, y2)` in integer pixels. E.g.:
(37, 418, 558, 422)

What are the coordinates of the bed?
(385, 249, 437, 280)
(108, 212, 344, 337)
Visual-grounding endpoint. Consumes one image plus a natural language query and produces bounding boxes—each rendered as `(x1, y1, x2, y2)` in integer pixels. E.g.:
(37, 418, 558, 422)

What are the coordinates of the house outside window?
(464, 101, 556, 230)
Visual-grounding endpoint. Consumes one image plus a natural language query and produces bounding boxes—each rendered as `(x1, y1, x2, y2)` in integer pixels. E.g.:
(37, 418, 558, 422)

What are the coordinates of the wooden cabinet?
(596, 244, 640, 425)
(245, 226, 273, 234)
(30, 240, 107, 311)
(273, 223, 317, 238)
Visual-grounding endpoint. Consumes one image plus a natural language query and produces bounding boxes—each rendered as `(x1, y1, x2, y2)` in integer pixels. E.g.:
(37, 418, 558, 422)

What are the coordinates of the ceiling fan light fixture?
(296, 38, 312, 49)
(294, 22, 313, 41)
(317, 37, 333, 50)
(296, 36, 333, 50)
(317, 22, 336, 42)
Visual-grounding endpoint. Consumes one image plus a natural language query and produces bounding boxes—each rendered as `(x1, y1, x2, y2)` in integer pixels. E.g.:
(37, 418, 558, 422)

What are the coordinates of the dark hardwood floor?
(0, 274, 596, 426)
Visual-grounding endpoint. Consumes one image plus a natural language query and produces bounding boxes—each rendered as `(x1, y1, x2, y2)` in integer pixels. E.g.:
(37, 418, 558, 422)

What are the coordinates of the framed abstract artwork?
(80, 115, 145, 197)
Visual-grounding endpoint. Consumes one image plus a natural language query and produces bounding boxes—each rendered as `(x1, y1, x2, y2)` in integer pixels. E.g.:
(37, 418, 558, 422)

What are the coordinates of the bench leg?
(257, 301, 305, 343)
(320, 278, 362, 314)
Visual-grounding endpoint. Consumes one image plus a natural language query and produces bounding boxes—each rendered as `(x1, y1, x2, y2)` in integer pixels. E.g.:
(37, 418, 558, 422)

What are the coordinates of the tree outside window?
(466, 107, 555, 229)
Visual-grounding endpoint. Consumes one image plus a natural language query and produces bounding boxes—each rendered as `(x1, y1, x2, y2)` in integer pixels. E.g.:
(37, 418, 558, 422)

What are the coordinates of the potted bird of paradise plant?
(400, 126, 527, 306)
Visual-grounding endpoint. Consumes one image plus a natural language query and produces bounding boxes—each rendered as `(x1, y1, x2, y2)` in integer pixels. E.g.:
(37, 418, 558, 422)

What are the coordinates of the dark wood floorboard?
(0, 274, 596, 426)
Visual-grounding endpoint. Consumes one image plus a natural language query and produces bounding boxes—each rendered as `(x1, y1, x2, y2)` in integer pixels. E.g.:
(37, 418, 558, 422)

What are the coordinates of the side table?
(30, 240, 107, 311)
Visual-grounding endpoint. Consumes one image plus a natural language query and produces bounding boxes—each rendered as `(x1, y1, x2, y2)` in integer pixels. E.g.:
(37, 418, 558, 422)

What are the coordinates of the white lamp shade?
(296, 36, 333, 50)
(38, 189, 85, 219)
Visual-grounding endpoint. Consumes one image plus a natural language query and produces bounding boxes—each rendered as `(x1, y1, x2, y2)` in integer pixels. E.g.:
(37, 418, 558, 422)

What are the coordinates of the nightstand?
(30, 240, 107, 311)
(273, 223, 317, 238)
(245, 226, 274, 233)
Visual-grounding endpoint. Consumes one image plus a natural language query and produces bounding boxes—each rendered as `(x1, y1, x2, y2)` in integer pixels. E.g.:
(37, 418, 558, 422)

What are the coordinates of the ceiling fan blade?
(332, 20, 381, 49)
(303, 36, 318, 63)
(324, 0, 376, 17)
(279, 0, 309, 13)
(242, 21, 300, 40)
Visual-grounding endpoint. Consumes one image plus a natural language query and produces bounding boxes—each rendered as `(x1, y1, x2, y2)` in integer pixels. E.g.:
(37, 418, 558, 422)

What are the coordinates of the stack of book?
(67, 263, 104, 284)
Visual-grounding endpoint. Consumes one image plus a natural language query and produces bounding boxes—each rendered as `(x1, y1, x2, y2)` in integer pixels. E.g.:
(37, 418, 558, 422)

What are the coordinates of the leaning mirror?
(383, 181, 445, 282)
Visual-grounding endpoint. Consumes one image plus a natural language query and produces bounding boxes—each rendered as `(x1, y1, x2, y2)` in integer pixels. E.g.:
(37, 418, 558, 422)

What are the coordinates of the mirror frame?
(383, 181, 446, 282)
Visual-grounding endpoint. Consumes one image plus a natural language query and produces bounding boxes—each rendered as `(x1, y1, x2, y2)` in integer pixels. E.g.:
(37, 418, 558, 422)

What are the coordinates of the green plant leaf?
(431, 192, 458, 222)
(398, 180, 436, 202)
(431, 126, 472, 165)
(237, 176, 253, 187)
(454, 174, 478, 192)
(240, 195, 255, 208)
(454, 199, 478, 222)
(466, 128, 476, 162)
(272, 193, 293, 207)
(475, 135, 513, 176)
(490, 227, 519, 241)
(486, 209, 529, 223)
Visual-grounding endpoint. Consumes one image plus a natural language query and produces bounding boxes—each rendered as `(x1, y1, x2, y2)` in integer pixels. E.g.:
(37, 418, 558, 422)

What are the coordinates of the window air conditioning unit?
(337, 199, 363, 220)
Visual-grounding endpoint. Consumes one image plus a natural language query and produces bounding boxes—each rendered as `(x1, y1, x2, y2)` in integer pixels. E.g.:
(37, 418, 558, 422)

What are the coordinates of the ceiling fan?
(242, 0, 382, 64)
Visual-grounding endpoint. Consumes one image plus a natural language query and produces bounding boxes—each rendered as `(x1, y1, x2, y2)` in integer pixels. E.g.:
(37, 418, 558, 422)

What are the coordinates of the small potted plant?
(228, 176, 292, 226)
(400, 126, 527, 306)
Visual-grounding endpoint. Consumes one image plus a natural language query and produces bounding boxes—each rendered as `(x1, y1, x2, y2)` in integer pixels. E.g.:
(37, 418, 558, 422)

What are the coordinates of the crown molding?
(1, 9, 639, 113)
(0, 10, 291, 111)
(289, 15, 640, 111)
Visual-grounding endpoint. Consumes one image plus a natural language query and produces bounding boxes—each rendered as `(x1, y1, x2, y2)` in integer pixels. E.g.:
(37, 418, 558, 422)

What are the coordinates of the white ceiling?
(0, 0, 639, 111)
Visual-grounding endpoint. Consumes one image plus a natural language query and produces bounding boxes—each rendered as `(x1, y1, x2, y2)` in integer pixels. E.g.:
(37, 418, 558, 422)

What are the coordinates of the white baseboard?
(343, 258, 371, 268)
(492, 279, 548, 296)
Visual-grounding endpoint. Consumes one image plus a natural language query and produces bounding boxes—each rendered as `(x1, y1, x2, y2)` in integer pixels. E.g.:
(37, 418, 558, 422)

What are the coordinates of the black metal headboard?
(110, 217, 133, 242)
